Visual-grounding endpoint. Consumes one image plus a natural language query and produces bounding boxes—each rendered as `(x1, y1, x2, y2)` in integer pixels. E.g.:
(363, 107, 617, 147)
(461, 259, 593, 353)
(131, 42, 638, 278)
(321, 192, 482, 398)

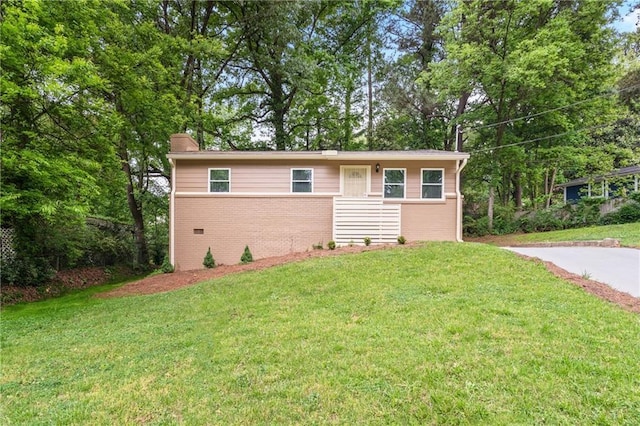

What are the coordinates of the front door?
(342, 166, 369, 197)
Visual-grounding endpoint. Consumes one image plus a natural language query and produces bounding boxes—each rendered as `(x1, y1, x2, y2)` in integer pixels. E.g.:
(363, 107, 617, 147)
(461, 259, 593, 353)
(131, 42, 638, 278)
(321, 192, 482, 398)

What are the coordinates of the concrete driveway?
(504, 247, 640, 297)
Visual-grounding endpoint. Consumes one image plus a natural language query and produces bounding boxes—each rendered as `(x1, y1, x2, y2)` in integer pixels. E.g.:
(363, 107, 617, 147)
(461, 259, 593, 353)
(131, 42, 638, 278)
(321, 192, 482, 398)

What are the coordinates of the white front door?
(341, 166, 369, 197)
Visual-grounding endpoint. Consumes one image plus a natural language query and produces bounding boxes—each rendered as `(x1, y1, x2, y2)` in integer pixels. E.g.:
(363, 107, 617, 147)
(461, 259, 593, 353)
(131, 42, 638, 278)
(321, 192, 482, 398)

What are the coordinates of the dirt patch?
(98, 242, 639, 314)
(99, 243, 413, 298)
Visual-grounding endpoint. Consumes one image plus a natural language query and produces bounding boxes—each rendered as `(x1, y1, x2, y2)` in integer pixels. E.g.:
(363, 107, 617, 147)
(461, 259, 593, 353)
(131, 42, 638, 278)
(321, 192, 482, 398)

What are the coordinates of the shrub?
(490, 205, 519, 235)
(363, 237, 371, 246)
(570, 198, 605, 227)
(203, 247, 215, 268)
(327, 240, 336, 250)
(161, 255, 174, 273)
(397, 235, 406, 245)
(312, 242, 323, 250)
(0, 256, 54, 288)
(600, 200, 640, 225)
(517, 207, 565, 233)
(240, 245, 253, 264)
(463, 216, 490, 237)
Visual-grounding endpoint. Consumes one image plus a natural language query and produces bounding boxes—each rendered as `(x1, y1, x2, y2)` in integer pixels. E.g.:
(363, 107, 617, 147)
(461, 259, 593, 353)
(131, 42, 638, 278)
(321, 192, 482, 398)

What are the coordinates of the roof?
(556, 165, 640, 188)
(167, 149, 470, 161)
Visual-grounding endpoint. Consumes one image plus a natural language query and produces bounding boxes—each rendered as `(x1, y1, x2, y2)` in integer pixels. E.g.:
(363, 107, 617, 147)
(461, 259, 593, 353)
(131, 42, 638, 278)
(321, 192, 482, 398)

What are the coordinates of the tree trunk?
(545, 167, 557, 208)
(119, 147, 149, 268)
(513, 171, 523, 209)
(344, 83, 353, 150)
(366, 16, 374, 150)
(272, 76, 287, 150)
(487, 184, 495, 233)
(447, 92, 470, 151)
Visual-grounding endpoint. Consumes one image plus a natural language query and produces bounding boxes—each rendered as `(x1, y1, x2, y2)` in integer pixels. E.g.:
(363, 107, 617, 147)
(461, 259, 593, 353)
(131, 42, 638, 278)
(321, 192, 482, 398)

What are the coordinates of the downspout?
(455, 158, 468, 242)
(169, 158, 176, 267)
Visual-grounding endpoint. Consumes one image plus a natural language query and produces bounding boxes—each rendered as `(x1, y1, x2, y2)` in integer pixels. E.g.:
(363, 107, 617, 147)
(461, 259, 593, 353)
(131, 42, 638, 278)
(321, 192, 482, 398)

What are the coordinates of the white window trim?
(383, 168, 406, 199)
(208, 168, 230, 193)
(291, 168, 314, 193)
(421, 168, 445, 200)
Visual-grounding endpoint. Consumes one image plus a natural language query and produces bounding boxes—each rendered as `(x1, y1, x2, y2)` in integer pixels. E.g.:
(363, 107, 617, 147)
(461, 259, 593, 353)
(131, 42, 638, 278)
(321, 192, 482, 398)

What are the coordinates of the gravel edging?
(508, 238, 621, 248)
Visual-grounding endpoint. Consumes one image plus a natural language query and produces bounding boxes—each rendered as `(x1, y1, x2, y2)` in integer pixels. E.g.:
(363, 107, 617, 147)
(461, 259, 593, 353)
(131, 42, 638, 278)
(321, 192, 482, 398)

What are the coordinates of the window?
(421, 169, 444, 199)
(384, 169, 405, 198)
(291, 168, 313, 193)
(209, 168, 230, 193)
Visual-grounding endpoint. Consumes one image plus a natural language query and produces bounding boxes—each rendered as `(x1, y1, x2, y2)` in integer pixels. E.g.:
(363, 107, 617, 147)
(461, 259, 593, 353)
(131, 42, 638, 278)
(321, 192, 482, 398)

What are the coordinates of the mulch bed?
(98, 243, 411, 298)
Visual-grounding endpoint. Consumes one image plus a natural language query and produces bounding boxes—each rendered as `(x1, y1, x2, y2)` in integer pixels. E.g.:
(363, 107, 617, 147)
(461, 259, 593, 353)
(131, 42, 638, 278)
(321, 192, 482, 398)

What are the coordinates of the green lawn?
(468, 222, 640, 248)
(511, 222, 640, 247)
(2, 243, 639, 424)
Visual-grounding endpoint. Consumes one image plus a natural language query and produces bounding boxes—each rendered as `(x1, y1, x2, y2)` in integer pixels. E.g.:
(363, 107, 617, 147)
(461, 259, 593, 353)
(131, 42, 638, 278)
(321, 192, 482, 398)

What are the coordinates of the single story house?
(556, 165, 640, 203)
(168, 134, 470, 270)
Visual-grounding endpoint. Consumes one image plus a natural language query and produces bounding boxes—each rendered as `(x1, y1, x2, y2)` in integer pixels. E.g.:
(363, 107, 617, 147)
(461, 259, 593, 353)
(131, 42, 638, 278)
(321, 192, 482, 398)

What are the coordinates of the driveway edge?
(508, 238, 621, 248)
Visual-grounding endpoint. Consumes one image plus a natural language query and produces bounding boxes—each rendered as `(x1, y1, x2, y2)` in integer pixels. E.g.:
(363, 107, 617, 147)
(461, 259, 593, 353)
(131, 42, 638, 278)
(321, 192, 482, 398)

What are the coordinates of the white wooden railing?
(333, 197, 401, 245)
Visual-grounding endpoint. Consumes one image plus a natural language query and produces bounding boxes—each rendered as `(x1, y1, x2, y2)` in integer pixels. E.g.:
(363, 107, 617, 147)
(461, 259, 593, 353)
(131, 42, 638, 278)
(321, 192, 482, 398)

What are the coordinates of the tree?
(433, 0, 622, 224)
(1, 0, 118, 280)
(86, 1, 186, 267)
(220, 0, 390, 150)
(377, 0, 451, 150)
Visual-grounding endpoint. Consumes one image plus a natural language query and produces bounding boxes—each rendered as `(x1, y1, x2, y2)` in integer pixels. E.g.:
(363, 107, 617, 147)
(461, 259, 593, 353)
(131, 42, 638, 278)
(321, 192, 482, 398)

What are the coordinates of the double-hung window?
(291, 168, 313, 193)
(209, 168, 230, 193)
(421, 169, 444, 199)
(384, 168, 405, 198)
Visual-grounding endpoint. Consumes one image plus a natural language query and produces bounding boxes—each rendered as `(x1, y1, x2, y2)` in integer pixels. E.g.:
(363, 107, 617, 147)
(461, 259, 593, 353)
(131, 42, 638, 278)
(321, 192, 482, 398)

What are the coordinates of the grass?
(515, 223, 640, 247)
(473, 222, 640, 247)
(2, 243, 639, 424)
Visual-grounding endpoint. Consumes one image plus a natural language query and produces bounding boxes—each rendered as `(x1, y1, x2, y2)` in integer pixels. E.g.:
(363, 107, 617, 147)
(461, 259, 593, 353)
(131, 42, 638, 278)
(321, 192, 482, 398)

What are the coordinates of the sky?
(615, 1, 639, 33)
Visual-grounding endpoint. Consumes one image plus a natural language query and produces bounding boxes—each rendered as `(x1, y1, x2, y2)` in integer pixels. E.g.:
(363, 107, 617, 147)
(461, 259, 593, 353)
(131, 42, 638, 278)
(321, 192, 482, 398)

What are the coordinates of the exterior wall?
(173, 196, 333, 270)
(565, 184, 586, 202)
(563, 174, 638, 203)
(175, 159, 455, 197)
(176, 160, 341, 193)
(401, 199, 457, 241)
(171, 157, 464, 270)
(372, 160, 456, 198)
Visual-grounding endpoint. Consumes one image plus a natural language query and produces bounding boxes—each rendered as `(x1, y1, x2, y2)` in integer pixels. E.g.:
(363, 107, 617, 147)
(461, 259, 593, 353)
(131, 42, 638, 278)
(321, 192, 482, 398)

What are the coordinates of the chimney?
(170, 133, 199, 152)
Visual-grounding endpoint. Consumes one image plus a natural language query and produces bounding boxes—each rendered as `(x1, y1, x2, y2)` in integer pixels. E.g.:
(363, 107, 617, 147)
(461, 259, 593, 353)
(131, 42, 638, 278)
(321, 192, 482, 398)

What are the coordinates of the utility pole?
(455, 124, 462, 152)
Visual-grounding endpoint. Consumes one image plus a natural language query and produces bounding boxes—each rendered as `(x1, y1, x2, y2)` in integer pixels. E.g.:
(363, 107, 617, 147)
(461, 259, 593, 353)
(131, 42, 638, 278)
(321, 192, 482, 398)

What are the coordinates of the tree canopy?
(1, 0, 638, 278)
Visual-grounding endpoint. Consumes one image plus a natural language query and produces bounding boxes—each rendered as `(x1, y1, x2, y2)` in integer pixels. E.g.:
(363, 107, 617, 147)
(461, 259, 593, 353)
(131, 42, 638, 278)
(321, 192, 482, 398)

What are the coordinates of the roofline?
(167, 150, 470, 161)
(555, 165, 640, 188)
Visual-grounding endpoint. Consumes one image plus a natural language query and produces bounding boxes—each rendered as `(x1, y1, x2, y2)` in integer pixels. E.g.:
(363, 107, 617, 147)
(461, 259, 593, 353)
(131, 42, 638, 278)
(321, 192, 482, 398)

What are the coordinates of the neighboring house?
(167, 134, 470, 270)
(557, 165, 640, 203)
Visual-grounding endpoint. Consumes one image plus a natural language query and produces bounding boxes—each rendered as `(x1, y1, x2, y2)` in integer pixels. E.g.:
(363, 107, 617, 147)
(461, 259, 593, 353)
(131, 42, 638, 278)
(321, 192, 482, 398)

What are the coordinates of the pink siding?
(376, 161, 455, 198)
(175, 160, 341, 193)
(401, 202, 457, 241)
(175, 159, 455, 196)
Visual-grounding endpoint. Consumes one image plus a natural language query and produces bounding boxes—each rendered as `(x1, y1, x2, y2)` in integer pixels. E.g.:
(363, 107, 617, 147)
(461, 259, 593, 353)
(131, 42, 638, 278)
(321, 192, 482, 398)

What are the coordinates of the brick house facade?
(168, 134, 470, 270)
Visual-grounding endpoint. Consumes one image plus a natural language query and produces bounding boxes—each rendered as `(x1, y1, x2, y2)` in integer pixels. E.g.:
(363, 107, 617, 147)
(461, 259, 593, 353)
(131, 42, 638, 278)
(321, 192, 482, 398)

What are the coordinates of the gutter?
(455, 157, 468, 242)
(169, 158, 176, 267)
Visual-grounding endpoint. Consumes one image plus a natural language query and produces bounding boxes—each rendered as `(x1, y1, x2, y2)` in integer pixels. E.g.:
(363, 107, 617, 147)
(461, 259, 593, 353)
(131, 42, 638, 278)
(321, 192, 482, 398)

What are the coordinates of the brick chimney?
(170, 133, 199, 152)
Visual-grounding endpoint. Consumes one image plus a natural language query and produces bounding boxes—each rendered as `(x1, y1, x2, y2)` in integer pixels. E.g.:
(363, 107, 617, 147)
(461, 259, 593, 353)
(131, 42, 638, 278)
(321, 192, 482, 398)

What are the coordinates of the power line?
(468, 83, 640, 131)
(470, 122, 615, 154)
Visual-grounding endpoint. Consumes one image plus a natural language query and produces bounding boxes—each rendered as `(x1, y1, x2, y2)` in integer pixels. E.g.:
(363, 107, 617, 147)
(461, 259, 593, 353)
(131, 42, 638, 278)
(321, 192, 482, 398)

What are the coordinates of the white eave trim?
(167, 151, 470, 162)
